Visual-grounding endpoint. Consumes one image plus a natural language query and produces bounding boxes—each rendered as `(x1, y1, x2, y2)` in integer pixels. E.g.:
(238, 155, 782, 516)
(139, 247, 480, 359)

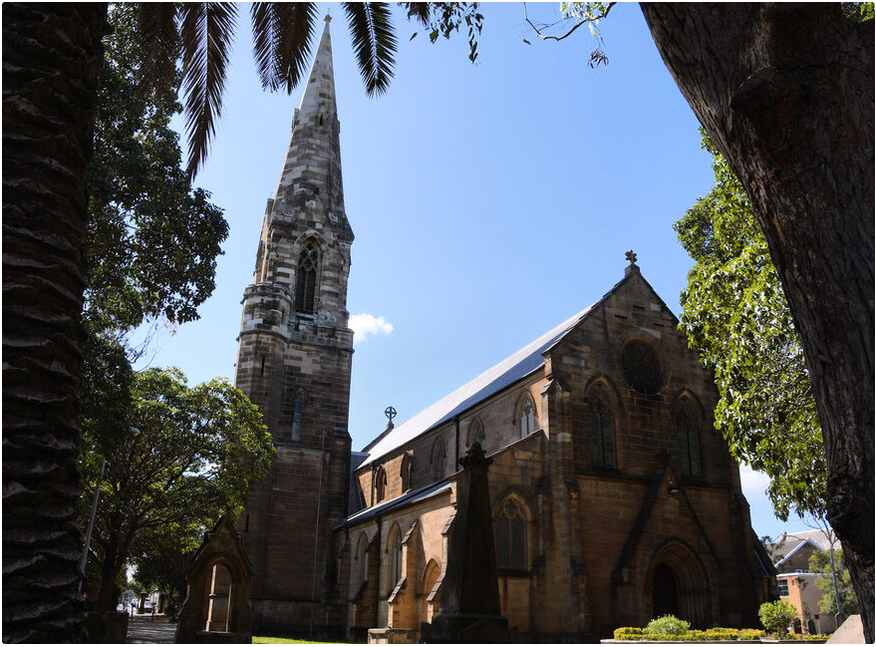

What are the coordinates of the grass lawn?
(253, 636, 342, 644)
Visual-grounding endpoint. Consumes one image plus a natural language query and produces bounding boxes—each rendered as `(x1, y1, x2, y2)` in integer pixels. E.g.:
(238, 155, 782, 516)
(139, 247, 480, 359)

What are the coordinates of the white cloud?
(739, 463, 771, 503)
(349, 313, 394, 344)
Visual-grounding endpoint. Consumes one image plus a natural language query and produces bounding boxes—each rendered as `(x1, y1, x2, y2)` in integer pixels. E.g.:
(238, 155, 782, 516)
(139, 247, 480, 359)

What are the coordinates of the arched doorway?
(646, 540, 712, 628)
(652, 563, 679, 618)
(203, 561, 233, 632)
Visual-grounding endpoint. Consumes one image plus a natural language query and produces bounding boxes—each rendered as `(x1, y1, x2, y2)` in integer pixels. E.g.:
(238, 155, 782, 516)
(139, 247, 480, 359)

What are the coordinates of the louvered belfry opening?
(295, 244, 318, 314)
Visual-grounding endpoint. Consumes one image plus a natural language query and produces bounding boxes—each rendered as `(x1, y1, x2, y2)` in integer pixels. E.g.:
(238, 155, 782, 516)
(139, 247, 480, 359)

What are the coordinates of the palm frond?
(251, 3, 318, 93)
(179, 3, 238, 180)
(342, 2, 397, 97)
(403, 2, 431, 27)
(136, 3, 180, 100)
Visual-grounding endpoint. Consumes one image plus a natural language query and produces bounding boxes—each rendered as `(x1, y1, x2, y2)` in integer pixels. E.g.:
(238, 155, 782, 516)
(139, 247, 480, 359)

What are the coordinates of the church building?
(233, 17, 775, 641)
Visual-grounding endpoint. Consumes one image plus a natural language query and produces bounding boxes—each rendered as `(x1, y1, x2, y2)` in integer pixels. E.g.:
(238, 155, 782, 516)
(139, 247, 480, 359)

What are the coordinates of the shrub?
(613, 627, 645, 640)
(759, 600, 798, 638)
(702, 629, 739, 641)
(738, 629, 764, 640)
(646, 615, 691, 636)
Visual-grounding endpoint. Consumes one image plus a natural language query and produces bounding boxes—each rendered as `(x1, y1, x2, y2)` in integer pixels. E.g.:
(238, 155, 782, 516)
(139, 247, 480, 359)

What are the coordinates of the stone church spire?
(272, 15, 349, 232)
(234, 12, 355, 635)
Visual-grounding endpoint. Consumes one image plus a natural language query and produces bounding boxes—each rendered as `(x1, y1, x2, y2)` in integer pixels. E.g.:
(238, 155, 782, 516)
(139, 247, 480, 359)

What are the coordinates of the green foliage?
(130, 523, 201, 616)
(614, 627, 645, 639)
(79, 367, 274, 610)
(809, 548, 860, 615)
(645, 615, 690, 636)
(842, 2, 874, 21)
(613, 625, 770, 641)
(759, 600, 798, 638)
(406, 3, 484, 63)
(87, 4, 227, 333)
(559, 2, 615, 67)
(675, 132, 826, 521)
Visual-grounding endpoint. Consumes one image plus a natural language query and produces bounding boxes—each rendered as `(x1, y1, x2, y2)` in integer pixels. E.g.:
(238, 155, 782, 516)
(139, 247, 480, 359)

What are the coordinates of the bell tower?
(234, 16, 354, 635)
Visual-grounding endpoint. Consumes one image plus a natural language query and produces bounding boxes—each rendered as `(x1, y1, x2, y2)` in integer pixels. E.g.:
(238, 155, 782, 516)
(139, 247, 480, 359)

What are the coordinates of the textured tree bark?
(640, 3, 874, 641)
(2, 3, 107, 642)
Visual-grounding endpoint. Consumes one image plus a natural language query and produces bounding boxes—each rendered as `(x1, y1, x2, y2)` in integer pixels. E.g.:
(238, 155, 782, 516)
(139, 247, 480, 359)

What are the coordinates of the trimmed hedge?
(612, 626, 831, 641)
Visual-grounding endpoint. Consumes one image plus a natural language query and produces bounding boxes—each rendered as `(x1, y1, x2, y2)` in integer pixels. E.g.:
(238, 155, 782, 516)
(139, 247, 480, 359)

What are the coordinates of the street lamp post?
(79, 456, 106, 590)
(79, 427, 139, 592)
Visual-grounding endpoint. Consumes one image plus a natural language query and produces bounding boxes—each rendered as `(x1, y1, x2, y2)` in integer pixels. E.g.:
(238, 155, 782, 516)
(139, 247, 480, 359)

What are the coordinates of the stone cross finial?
(384, 405, 396, 430)
(625, 249, 637, 265)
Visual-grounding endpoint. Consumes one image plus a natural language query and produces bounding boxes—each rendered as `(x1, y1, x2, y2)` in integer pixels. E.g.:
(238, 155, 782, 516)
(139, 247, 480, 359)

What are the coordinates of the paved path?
(127, 614, 176, 643)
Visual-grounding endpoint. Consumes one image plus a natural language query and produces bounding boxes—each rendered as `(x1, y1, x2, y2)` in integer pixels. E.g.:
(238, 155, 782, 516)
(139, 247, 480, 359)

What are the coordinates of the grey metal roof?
(357, 303, 596, 469)
(337, 479, 453, 529)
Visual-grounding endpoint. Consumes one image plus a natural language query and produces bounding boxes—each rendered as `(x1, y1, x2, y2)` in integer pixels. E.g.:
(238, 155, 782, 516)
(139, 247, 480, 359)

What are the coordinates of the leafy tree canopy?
(80, 367, 273, 612)
(674, 132, 826, 521)
(810, 549, 861, 616)
(77, 8, 272, 614)
(129, 523, 202, 616)
(87, 3, 227, 336)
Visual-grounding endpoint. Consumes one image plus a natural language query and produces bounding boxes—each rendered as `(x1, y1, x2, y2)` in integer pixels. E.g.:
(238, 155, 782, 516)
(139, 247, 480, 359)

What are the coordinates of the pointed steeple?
(297, 14, 337, 126)
(272, 14, 348, 230)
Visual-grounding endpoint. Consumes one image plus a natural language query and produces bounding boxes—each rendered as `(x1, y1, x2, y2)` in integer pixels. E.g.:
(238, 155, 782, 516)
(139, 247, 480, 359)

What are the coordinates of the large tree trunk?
(94, 540, 125, 615)
(641, 3, 874, 641)
(2, 4, 107, 642)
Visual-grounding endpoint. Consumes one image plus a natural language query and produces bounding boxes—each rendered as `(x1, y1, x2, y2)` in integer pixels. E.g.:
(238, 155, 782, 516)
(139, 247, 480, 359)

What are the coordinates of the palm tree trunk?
(2, 4, 107, 642)
(641, 4, 874, 642)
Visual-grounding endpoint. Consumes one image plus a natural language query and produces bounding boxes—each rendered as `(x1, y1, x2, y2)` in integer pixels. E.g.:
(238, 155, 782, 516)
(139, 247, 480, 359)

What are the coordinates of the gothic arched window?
(495, 497, 526, 569)
(374, 466, 387, 503)
(589, 390, 616, 468)
(295, 243, 318, 314)
(291, 389, 304, 441)
(400, 453, 413, 493)
(676, 406, 702, 477)
(432, 439, 446, 481)
(387, 525, 402, 594)
(519, 395, 535, 438)
(356, 533, 368, 587)
(467, 419, 485, 449)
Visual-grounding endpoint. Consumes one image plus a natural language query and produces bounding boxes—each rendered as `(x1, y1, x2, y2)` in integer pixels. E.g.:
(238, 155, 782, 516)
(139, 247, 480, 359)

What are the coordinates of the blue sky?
(138, 2, 812, 541)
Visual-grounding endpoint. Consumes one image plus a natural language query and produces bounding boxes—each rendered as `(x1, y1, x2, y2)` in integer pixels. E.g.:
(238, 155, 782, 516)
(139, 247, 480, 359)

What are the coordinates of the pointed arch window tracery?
(400, 453, 413, 493)
(374, 466, 387, 503)
(295, 243, 319, 314)
(467, 419, 485, 449)
(589, 389, 616, 468)
(495, 497, 527, 569)
(519, 395, 535, 438)
(676, 404, 702, 477)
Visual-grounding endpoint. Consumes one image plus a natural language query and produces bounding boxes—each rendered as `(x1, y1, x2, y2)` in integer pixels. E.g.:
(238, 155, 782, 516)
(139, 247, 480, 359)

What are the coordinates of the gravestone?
(175, 517, 254, 643)
(421, 443, 509, 643)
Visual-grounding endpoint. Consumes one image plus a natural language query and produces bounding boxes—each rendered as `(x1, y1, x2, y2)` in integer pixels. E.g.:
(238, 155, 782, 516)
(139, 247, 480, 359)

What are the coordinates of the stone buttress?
(233, 16, 354, 636)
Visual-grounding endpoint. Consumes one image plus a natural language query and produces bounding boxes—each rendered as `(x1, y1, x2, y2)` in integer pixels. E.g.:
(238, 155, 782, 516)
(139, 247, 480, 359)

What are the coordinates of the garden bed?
(609, 626, 829, 643)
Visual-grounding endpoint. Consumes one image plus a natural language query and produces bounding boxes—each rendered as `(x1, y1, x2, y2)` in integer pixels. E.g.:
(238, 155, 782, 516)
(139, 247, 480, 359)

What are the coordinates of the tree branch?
(522, 2, 615, 42)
